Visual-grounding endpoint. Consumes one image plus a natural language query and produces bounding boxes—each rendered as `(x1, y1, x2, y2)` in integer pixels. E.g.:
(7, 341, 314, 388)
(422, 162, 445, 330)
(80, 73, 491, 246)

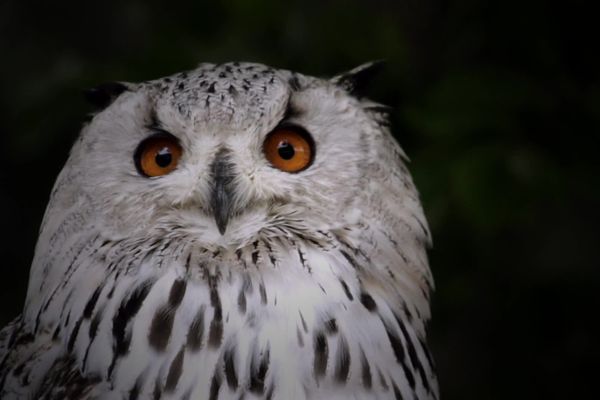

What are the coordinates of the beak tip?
(217, 224, 227, 235)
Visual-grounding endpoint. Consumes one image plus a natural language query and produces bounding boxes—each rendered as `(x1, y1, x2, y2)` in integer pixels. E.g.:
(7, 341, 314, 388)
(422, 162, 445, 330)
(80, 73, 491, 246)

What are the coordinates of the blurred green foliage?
(0, 0, 597, 398)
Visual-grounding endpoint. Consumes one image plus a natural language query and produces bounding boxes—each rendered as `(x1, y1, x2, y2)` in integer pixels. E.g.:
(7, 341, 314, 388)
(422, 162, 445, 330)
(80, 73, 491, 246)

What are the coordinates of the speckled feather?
(0, 62, 437, 399)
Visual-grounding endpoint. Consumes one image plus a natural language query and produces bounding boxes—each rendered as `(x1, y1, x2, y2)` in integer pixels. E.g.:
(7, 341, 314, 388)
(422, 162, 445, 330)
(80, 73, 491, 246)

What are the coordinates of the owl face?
(67, 63, 378, 248)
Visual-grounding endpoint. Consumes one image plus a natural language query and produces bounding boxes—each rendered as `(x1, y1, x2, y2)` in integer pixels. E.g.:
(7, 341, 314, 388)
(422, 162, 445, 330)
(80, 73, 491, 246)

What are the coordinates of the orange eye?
(263, 125, 314, 173)
(134, 132, 183, 177)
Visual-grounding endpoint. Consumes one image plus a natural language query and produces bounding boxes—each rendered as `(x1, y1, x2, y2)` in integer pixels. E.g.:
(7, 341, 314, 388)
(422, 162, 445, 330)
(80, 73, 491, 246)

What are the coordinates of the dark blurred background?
(0, 0, 598, 398)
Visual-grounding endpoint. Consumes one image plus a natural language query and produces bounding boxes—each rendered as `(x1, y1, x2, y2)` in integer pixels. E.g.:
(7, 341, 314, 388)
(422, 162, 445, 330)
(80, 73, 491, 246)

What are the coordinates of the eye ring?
(263, 124, 315, 173)
(134, 131, 183, 177)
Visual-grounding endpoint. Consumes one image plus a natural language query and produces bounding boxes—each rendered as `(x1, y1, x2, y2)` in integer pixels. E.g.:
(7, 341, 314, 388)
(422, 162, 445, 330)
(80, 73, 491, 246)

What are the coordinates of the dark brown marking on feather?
(187, 305, 206, 352)
(83, 286, 102, 319)
(297, 248, 311, 273)
(128, 373, 146, 400)
(128, 383, 140, 400)
(228, 84, 238, 98)
(52, 324, 61, 341)
(209, 370, 222, 400)
(297, 326, 304, 347)
(259, 282, 267, 305)
(148, 304, 175, 351)
(383, 318, 415, 389)
(242, 273, 253, 294)
(318, 283, 327, 294)
(165, 346, 185, 392)
(252, 240, 260, 265)
(89, 306, 103, 339)
(207, 82, 216, 93)
(82, 305, 105, 368)
(106, 280, 116, 299)
(334, 335, 351, 383)
(395, 312, 429, 392)
(413, 213, 430, 240)
(416, 304, 424, 320)
(208, 284, 223, 348)
(237, 287, 247, 314)
(339, 279, 354, 301)
(403, 302, 413, 322)
(237, 249, 248, 269)
(249, 347, 270, 394)
(168, 279, 187, 307)
(313, 331, 328, 379)
(340, 249, 361, 270)
(378, 368, 389, 390)
(299, 311, 308, 333)
(360, 347, 372, 389)
(153, 377, 162, 400)
(67, 317, 83, 352)
(184, 252, 192, 273)
(224, 346, 239, 390)
(112, 279, 155, 356)
(324, 318, 338, 335)
(181, 386, 193, 400)
(392, 381, 405, 400)
(265, 383, 275, 400)
(386, 266, 396, 279)
(418, 337, 436, 374)
(360, 292, 377, 312)
(264, 240, 277, 266)
(30, 355, 101, 399)
(20, 370, 30, 386)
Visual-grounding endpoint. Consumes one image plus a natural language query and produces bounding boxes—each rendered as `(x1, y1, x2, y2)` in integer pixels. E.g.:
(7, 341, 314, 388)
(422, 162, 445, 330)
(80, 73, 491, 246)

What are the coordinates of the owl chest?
(29, 242, 429, 399)
(102, 267, 396, 399)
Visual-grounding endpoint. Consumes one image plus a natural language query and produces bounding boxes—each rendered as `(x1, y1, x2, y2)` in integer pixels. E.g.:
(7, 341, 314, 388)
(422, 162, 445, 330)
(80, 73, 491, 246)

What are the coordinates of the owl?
(0, 62, 437, 399)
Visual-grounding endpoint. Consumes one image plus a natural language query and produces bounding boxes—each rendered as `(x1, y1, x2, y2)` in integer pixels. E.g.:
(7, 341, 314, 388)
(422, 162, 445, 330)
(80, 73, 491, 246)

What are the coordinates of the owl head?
(42, 61, 417, 252)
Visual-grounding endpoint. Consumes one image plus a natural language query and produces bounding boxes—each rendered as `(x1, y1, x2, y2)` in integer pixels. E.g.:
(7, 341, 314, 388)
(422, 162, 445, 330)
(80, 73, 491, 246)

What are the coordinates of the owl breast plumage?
(0, 62, 438, 399)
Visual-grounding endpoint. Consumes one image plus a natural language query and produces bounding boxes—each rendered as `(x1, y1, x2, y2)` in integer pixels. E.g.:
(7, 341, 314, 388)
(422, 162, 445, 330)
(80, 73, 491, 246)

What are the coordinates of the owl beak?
(210, 149, 236, 235)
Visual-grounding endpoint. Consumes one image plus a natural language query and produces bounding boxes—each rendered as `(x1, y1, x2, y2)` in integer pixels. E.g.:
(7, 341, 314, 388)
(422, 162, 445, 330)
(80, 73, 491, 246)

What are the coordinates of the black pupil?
(155, 147, 172, 167)
(277, 141, 295, 160)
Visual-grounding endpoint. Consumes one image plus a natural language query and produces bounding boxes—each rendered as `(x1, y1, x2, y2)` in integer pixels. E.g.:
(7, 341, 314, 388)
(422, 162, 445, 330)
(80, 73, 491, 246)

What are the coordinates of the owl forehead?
(149, 62, 301, 132)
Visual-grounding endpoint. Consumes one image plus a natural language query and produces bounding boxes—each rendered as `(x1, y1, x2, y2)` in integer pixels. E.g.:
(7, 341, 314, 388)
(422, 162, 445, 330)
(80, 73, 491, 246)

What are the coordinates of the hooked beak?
(210, 149, 236, 235)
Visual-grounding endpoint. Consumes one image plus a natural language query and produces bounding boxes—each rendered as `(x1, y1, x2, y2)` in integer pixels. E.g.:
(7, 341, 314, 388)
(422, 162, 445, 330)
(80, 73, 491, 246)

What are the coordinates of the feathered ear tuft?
(83, 82, 131, 110)
(331, 60, 385, 98)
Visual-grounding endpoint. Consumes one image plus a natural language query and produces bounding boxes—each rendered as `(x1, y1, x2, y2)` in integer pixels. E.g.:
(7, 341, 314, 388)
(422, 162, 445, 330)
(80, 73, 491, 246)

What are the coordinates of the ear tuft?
(331, 60, 385, 98)
(84, 82, 130, 110)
